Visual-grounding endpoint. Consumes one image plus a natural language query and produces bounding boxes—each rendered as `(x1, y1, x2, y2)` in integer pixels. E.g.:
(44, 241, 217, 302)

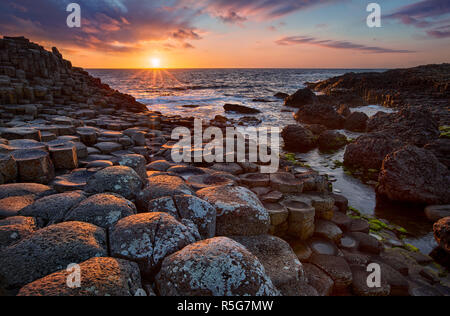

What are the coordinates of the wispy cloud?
(426, 24, 450, 38)
(172, 29, 202, 40)
(387, 0, 450, 28)
(179, 0, 343, 23)
(276, 36, 415, 53)
(218, 11, 247, 24)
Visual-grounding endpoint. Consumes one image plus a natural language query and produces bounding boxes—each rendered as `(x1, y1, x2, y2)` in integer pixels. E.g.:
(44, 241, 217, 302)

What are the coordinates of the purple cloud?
(387, 0, 450, 28)
(0, 0, 201, 52)
(426, 25, 450, 38)
(180, 0, 343, 23)
(172, 29, 202, 40)
(218, 11, 247, 24)
(276, 36, 415, 53)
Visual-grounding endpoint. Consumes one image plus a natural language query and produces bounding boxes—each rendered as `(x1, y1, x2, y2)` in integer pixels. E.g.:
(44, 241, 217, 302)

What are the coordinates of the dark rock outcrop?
(224, 104, 261, 114)
(306, 64, 450, 125)
(344, 112, 368, 132)
(424, 138, 450, 168)
(281, 125, 317, 152)
(0, 36, 147, 113)
(377, 146, 450, 205)
(344, 132, 404, 170)
(294, 103, 345, 129)
(274, 92, 289, 100)
(318, 131, 347, 151)
(337, 105, 351, 118)
(368, 108, 440, 147)
(285, 88, 315, 108)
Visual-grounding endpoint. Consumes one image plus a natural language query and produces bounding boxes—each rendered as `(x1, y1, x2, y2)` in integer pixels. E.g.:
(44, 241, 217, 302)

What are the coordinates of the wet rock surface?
(425, 205, 450, 222)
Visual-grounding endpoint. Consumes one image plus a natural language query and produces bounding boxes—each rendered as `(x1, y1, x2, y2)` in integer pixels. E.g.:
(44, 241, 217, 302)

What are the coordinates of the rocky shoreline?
(0, 37, 449, 296)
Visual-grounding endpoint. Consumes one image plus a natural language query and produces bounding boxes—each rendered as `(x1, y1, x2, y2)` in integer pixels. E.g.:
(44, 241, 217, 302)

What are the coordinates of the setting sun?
(151, 57, 161, 68)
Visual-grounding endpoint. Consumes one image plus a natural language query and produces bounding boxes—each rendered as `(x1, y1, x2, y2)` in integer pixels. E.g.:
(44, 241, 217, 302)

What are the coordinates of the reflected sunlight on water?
(88, 68, 382, 126)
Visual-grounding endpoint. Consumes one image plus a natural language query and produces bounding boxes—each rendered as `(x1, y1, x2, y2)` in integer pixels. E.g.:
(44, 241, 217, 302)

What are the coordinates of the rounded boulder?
(64, 193, 137, 229)
(85, 166, 143, 201)
(110, 212, 200, 277)
(0, 221, 107, 291)
(156, 237, 280, 296)
(18, 257, 143, 296)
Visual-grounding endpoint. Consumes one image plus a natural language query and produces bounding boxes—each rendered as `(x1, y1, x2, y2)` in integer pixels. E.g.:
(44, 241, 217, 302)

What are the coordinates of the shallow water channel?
(293, 105, 436, 255)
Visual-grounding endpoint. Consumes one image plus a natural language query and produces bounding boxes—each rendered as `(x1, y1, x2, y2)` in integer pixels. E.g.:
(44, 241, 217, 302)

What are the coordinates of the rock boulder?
(156, 237, 279, 296)
(18, 257, 143, 296)
(0, 221, 107, 292)
(110, 212, 199, 277)
(281, 125, 317, 152)
(377, 146, 450, 205)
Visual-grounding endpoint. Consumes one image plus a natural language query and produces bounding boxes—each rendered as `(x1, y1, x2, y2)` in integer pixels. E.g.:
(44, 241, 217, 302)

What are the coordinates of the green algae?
(439, 126, 450, 138)
(403, 243, 420, 253)
(284, 153, 311, 168)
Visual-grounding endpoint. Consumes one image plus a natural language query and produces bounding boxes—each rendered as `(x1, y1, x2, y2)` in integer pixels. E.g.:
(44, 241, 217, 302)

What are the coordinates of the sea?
(87, 68, 437, 255)
(87, 68, 386, 126)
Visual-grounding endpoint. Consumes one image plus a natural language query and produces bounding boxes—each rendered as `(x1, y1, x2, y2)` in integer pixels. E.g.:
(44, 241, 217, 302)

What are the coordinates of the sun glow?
(150, 57, 161, 68)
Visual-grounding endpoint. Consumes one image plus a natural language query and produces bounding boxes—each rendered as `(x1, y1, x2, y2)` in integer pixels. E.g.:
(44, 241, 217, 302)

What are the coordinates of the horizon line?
(85, 67, 390, 70)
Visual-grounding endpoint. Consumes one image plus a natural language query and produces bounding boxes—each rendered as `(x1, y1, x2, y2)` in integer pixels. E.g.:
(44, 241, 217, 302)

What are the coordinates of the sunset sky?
(0, 0, 449, 69)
